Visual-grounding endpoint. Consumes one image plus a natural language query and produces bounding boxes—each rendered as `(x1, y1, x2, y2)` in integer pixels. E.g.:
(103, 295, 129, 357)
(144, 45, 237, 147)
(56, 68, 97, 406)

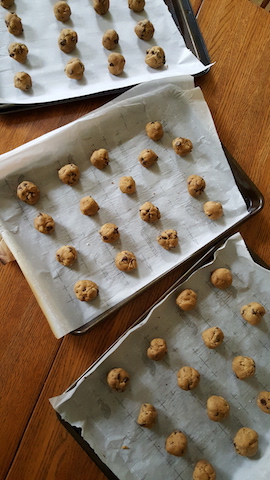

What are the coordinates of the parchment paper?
(0, 77, 249, 338)
(0, 0, 210, 105)
(50, 233, 270, 480)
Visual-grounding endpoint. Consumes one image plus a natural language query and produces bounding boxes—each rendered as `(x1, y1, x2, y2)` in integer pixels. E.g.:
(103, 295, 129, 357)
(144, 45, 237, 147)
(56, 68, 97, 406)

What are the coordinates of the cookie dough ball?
(147, 338, 167, 361)
(145, 46, 165, 69)
(207, 395, 230, 422)
(56, 245, 77, 266)
(119, 176, 136, 194)
(58, 29, 78, 53)
(177, 366, 200, 391)
(257, 391, 270, 414)
(232, 355, 256, 380)
(172, 137, 193, 156)
(139, 201, 160, 222)
(94, 0, 110, 15)
(99, 223, 120, 243)
(137, 403, 157, 428)
(102, 29, 119, 50)
(34, 213, 55, 234)
(17, 181, 40, 205)
(240, 302, 266, 326)
(8, 42, 28, 63)
(14, 72, 32, 91)
(65, 58, 84, 80)
(233, 427, 258, 457)
(54, 1, 71, 22)
(80, 196, 99, 216)
(135, 19, 154, 41)
(204, 201, 223, 220)
(90, 148, 109, 170)
(187, 175, 206, 197)
(58, 163, 80, 185)
(115, 250, 137, 271)
(193, 460, 216, 480)
(157, 229, 178, 250)
(1, 0, 14, 8)
(107, 367, 129, 392)
(176, 289, 197, 311)
(145, 121, 163, 140)
(165, 431, 187, 457)
(210, 268, 232, 289)
(74, 280, 99, 301)
(201, 327, 224, 349)
(5, 12, 23, 36)
(108, 52, 125, 75)
(138, 148, 158, 168)
(128, 0, 145, 12)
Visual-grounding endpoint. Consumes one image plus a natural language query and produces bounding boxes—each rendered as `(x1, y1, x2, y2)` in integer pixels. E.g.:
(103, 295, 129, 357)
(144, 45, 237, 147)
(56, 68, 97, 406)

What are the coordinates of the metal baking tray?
(0, 0, 210, 114)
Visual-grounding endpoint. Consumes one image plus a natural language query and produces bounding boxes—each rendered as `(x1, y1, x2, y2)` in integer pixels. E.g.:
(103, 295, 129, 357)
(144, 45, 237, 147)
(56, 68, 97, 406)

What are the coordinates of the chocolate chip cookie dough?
(203, 201, 223, 220)
(17, 181, 40, 205)
(14, 72, 32, 91)
(107, 367, 129, 392)
(240, 302, 266, 325)
(74, 280, 99, 301)
(58, 163, 80, 185)
(135, 19, 154, 41)
(145, 121, 163, 140)
(145, 46, 165, 69)
(176, 289, 197, 311)
(128, 0, 145, 12)
(201, 327, 224, 349)
(102, 29, 119, 50)
(192, 460, 216, 480)
(58, 29, 78, 53)
(54, 1, 71, 22)
(233, 427, 259, 457)
(8, 42, 28, 63)
(187, 175, 206, 197)
(137, 403, 157, 428)
(65, 58, 84, 80)
(177, 366, 200, 391)
(257, 391, 270, 414)
(147, 338, 167, 361)
(206, 395, 230, 422)
(232, 355, 256, 379)
(99, 223, 120, 243)
(139, 202, 160, 222)
(210, 267, 232, 289)
(138, 148, 158, 168)
(119, 176, 136, 194)
(80, 196, 99, 216)
(34, 213, 55, 234)
(90, 148, 109, 169)
(157, 229, 178, 250)
(172, 137, 193, 156)
(56, 245, 77, 266)
(5, 12, 23, 35)
(115, 250, 137, 271)
(108, 52, 125, 75)
(94, 0, 110, 15)
(165, 431, 187, 457)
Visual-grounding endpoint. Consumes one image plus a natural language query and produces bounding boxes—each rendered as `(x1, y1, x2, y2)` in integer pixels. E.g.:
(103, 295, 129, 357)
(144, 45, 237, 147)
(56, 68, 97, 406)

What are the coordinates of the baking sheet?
(0, 77, 259, 338)
(50, 233, 270, 480)
(0, 0, 210, 106)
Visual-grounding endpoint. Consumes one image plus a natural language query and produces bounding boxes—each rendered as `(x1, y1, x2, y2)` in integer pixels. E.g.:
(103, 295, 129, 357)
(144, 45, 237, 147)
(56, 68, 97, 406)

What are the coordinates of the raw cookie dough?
(128, 0, 145, 12)
(115, 250, 137, 271)
(187, 174, 206, 197)
(203, 201, 223, 220)
(102, 29, 119, 50)
(172, 137, 193, 156)
(58, 163, 80, 185)
(54, 1, 71, 22)
(207, 395, 230, 422)
(210, 267, 232, 289)
(56, 245, 77, 266)
(90, 148, 109, 169)
(177, 366, 200, 391)
(193, 460, 216, 480)
(17, 181, 40, 205)
(99, 223, 120, 243)
(74, 280, 99, 301)
(80, 196, 99, 215)
(108, 52, 125, 75)
(138, 148, 158, 167)
(5, 12, 23, 35)
(135, 19, 154, 41)
(34, 213, 55, 234)
(240, 301, 266, 325)
(1, 0, 14, 8)
(232, 355, 256, 379)
(14, 72, 32, 91)
(233, 427, 258, 457)
(147, 338, 167, 361)
(145, 46, 165, 68)
(137, 403, 157, 428)
(257, 391, 270, 414)
(145, 121, 163, 140)
(65, 58, 84, 80)
(8, 42, 28, 63)
(119, 176, 136, 194)
(58, 28, 78, 53)
(107, 367, 129, 392)
(139, 201, 160, 222)
(165, 431, 187, 457)
(201, 326, 224, 349)
(176, 289, 197, 311)
(94, 0, 110, 15)
(157, 229, 178, 250)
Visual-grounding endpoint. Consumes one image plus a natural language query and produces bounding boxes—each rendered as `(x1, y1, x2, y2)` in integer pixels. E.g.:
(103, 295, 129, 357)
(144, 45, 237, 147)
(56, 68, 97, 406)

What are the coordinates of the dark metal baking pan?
(0, 0, 211, 114)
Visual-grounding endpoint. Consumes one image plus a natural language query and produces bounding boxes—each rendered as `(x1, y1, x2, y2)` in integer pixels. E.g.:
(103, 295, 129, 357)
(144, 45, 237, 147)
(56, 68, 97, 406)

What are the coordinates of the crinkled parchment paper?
(0, 77, 248, 338)
(0, 0, 210, 105)
(50, 233, 270, 480)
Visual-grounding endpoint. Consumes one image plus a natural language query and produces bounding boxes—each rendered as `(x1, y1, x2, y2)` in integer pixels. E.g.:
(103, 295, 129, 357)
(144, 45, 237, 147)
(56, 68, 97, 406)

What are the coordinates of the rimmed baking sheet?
(50, 233, 270, 480)
(0, 77, 263, 338)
